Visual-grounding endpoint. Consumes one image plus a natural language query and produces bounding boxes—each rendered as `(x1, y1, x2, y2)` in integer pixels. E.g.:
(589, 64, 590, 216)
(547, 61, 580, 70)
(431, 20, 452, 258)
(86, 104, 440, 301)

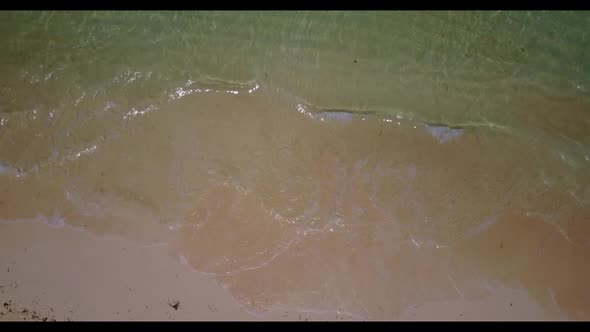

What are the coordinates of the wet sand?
(1, 90, 589, 320)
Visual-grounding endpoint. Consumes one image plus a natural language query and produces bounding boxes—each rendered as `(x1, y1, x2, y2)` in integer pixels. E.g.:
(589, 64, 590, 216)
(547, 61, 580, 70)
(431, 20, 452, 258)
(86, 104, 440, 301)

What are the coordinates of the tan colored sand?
(1, 91, 588, 321)
(0, 220, 350, 321)
(0, 220, 562, 321)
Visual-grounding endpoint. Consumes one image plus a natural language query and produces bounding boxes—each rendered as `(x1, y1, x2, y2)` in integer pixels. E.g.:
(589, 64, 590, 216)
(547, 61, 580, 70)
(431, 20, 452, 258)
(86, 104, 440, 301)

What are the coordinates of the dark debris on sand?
(169, 300, 180, 311)
(0, 300, 57, 321)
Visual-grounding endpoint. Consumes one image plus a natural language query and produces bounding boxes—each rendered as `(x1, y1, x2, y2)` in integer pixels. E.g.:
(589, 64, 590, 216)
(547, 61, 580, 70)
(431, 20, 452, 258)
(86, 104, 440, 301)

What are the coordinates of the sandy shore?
(0, 221, 255, 321)
(0, 220, 367, 321)
(0, 92, 583, 321)
(0, 11, 588, 322)
(0, 220, 564, 321)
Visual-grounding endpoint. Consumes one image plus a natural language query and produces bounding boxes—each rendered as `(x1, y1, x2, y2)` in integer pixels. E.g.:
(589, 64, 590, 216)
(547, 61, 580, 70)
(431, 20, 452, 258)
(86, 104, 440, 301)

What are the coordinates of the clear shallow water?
(0, 11, 589, 319)
(1, 11, 589, 202)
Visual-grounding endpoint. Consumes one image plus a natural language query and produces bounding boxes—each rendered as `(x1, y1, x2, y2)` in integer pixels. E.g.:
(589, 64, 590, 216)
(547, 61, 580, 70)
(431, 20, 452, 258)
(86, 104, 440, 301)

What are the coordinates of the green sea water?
(0, 11, 589, 202)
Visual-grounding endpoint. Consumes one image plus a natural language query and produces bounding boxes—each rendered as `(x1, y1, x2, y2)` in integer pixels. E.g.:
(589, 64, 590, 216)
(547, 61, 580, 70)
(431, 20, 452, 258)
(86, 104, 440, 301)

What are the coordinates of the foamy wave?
(0, 162, 26, 178)
(0, 212, 66, 228)
(424, 125, 464, 144)
(165, 78, 261, 103)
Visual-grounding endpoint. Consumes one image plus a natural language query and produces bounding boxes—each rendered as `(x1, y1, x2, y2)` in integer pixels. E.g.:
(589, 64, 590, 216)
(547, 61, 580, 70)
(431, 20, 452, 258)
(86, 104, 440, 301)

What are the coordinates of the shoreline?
(0, 220, 565, 321)
(0, 91, 589, 320)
